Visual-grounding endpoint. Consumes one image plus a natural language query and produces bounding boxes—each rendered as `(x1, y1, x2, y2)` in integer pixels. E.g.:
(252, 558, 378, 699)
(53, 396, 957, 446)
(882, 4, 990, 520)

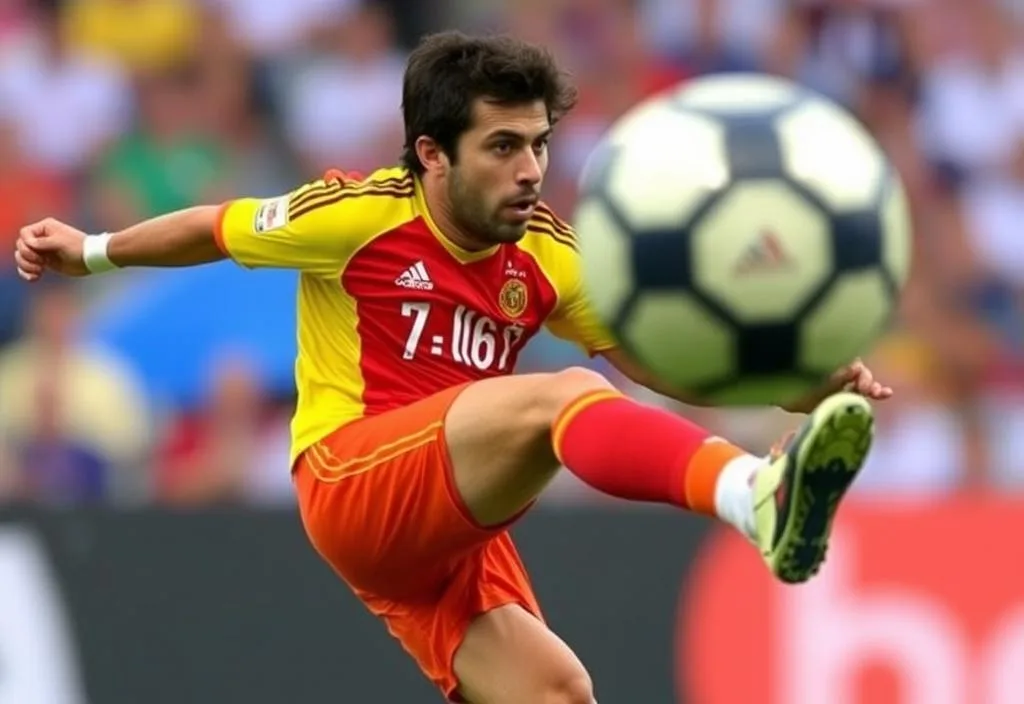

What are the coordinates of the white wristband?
(83, 233, 119, 274)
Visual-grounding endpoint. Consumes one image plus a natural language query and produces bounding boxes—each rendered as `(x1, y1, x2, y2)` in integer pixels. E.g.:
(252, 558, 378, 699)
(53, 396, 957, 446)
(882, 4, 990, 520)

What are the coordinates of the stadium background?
(1, 0, 1023, 701)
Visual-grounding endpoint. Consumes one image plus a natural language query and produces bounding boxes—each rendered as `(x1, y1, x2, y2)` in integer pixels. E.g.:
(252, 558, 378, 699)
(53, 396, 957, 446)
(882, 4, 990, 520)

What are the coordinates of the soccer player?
(15, 32, 891, 704)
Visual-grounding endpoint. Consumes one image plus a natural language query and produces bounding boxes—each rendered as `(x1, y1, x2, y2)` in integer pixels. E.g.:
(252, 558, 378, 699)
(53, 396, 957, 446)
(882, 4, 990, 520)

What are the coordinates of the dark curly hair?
(400, 31, 578, 174)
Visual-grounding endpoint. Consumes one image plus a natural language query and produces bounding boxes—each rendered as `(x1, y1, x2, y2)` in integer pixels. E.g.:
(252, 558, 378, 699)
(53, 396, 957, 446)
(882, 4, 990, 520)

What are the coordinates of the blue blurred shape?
(81, 261, 298, 409)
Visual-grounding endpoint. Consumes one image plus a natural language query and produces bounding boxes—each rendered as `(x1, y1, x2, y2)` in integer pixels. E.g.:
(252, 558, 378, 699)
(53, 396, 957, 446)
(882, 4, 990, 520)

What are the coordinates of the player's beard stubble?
(446, 166, 531, 247)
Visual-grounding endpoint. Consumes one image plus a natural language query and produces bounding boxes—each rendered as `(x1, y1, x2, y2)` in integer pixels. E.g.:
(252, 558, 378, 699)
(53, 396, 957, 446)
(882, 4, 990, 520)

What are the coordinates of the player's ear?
(415, 136, 450, 176)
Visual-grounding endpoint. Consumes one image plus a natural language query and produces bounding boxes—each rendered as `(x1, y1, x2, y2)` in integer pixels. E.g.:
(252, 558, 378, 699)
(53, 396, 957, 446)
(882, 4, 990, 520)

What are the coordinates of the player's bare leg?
(454, 604, 595, 704)
(445, 367, 612, 525)
(444, 368, 604, 703)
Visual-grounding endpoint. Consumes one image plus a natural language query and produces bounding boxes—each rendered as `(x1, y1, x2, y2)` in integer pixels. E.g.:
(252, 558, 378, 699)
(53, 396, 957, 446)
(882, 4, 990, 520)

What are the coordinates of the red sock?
(551, 390, 748, 515)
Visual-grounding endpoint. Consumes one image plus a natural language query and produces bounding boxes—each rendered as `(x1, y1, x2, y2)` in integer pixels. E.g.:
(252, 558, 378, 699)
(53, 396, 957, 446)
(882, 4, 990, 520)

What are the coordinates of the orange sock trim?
(551, 389, 624, 463)
(683, 439, 747, 515)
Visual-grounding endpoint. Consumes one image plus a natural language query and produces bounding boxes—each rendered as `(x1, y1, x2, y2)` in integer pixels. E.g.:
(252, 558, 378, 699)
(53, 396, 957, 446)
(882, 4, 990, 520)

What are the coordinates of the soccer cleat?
(752, 392, 874, 584)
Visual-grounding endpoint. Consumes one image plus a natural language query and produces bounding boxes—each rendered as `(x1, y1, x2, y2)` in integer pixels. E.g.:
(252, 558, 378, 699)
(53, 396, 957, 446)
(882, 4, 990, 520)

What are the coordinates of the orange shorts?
(293, 382, 543, 701)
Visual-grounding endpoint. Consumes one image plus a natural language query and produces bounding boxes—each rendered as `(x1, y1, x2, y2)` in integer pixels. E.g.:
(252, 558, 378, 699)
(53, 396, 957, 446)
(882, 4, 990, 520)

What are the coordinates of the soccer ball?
(573, 73, 912, 407)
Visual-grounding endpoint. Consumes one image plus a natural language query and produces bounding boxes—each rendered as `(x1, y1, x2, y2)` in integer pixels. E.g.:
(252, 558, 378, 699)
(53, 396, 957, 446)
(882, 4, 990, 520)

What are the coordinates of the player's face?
(448, 99, 551, 244)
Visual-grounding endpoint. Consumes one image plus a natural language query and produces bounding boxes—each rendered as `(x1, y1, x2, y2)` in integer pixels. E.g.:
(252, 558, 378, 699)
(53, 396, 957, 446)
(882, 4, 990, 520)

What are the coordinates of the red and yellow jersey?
(214, 167, 617, 466)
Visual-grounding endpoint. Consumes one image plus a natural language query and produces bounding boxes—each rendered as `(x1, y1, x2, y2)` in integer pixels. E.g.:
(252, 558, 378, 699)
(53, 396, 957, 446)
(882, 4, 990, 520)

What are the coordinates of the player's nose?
(516, 152, 543, 186)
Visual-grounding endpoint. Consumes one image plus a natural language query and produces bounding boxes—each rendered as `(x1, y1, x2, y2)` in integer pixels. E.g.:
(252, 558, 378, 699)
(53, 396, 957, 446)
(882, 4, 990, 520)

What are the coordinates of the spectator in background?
(206, 0, 357, 59)
(195, 22, 300, 199)
(0, 280, 153, 505)
(0, 116, 71, 347)
(766, 0, 916, 112)
(639, 0, 785, 73)
(0, 0, 131, 176)
(62, 0, 201, 75)
(280, 1, 406, 176)
(912, 1, 1024, 352)
(913, 0, 1024, 186)
(89, 62, 229, 232)
(0, 118, 72, 246)
(155, 352, 290, 506)
(908, 0, 1024, 485)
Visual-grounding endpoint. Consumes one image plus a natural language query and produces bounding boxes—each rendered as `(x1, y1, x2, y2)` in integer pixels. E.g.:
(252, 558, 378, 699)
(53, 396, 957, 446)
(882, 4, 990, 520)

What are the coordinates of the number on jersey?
(400, 302, 524, 371)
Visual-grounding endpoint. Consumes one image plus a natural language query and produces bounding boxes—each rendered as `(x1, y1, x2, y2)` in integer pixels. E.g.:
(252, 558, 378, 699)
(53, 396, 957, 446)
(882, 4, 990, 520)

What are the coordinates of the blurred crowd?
(0, 0, 1022, 507)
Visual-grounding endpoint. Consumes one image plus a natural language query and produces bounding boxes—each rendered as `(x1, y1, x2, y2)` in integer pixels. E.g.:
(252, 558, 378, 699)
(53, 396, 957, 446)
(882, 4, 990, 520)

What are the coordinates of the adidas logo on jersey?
(396, 261, 434, 290)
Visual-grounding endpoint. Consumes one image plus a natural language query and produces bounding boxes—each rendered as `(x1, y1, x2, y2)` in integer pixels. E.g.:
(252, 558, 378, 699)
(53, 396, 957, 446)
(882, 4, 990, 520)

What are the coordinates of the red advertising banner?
(678, 496, 1024, 704)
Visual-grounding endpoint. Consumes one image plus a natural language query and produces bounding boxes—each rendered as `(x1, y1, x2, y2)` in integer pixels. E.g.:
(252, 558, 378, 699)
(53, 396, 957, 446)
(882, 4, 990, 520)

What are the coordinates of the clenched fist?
(14, 219, 90, 280)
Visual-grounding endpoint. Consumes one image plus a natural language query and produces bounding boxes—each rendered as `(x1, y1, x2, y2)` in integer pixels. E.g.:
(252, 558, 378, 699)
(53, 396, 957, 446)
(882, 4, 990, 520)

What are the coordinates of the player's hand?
(14, 218, 89, 281)
(783, 358, 893, 414)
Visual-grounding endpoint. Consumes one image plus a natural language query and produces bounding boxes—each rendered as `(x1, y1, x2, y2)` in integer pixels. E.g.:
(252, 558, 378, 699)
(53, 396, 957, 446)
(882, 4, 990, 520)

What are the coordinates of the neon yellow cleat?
(753, 392, 875, 584)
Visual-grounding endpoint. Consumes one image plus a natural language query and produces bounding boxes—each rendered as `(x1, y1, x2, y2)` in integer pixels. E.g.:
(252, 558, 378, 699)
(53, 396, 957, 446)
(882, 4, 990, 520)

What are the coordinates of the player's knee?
(539, 667, 595, 704)
(506, 366, 614, 445)
(537, 366, 614, 423)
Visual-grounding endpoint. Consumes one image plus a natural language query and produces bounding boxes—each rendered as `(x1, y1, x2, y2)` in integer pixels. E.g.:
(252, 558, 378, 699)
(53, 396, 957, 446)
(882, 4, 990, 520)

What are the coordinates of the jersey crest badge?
(499, 279, 528, 319)
(253, 195, 290, 233)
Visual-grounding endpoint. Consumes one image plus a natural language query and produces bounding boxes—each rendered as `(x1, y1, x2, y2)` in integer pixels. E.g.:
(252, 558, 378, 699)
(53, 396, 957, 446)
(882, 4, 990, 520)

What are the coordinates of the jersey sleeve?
(543, 241, 619, 356)
(214, 174, 380, 276)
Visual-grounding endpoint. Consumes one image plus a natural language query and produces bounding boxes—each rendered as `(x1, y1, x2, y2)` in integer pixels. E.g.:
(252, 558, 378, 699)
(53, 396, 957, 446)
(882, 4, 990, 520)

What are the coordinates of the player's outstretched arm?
(601, 347, 713, 406)
(14, 206, 225, 281)
(602, 347, 892, 413)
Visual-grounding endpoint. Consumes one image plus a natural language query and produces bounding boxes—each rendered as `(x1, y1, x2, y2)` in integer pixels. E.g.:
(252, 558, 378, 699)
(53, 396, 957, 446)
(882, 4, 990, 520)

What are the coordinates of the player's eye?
(492, 142, 514, 155)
